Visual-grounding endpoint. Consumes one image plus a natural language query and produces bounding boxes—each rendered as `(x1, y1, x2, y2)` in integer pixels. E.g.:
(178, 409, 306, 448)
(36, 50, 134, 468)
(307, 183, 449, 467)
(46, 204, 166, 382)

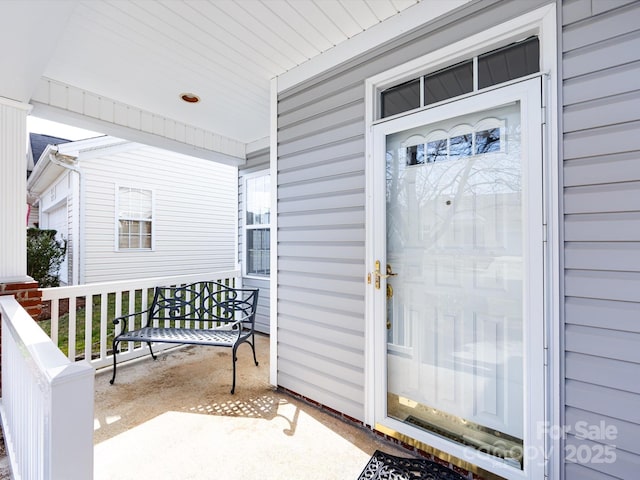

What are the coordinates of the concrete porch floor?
(93, 333, 409, 479)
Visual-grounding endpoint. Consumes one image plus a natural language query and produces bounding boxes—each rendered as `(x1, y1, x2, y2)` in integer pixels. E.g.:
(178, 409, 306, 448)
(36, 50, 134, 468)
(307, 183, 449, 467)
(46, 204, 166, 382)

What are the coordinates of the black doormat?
(357, 450, 467, 480)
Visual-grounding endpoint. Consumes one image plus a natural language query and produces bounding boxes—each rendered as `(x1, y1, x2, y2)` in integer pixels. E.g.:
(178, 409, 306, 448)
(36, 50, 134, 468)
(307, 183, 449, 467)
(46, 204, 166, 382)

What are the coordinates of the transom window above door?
(380, 36, 539, 118)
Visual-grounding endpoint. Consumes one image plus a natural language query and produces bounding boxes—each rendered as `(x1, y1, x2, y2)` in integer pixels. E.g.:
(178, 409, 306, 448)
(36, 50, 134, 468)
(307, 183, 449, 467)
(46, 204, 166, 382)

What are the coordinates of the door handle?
(374, 261, 398, 289)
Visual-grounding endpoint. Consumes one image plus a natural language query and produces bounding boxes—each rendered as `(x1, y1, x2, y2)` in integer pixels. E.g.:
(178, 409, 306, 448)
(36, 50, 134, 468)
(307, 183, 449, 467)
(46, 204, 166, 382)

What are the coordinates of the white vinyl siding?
(239, 148, 271, 334)
(81, 144, 236, 283)
(275, 0, 551, 421)
(38, 172, 72, 286)
(45, 202, 69, 285)
(562, 1, 640, 478)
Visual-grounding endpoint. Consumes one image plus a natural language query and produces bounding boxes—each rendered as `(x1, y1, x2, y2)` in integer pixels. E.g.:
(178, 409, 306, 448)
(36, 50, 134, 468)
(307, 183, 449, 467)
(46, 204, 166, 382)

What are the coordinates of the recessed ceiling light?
(180, 93, 200, 103)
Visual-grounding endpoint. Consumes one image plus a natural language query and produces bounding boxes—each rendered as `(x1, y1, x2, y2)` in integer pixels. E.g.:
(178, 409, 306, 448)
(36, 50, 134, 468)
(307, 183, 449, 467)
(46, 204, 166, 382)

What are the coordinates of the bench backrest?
(147, 281, 259, 329)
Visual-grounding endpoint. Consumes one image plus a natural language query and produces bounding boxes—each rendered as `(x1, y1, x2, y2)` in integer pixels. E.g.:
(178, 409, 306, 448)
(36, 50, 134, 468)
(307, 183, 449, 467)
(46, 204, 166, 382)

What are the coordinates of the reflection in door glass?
(426, 140, 447, 163)
(475, 128, 501, 154)
(449, 134, 472, 158)
(405, 144, 425, 166)
(385, 102, 524, 469)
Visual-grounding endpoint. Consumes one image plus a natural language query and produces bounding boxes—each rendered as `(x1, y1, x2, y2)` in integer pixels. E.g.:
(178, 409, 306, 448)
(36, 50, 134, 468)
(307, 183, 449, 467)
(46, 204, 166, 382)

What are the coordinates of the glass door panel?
(385, 101, 525, 468)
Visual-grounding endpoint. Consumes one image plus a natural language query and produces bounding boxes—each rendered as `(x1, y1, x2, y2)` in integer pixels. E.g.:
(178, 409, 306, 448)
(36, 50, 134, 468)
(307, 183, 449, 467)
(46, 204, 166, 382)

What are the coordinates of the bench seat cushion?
(116, 326, 242, 347)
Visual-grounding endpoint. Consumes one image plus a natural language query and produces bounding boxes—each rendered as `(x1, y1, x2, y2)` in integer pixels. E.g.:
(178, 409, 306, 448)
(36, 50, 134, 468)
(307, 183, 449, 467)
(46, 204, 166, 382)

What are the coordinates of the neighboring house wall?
(562, 1, 640, 478)
(239, 147, 271, 334)
(81, 144, 237, 283)
(38, 172, 72, 285)
(275, 0, 549, 422)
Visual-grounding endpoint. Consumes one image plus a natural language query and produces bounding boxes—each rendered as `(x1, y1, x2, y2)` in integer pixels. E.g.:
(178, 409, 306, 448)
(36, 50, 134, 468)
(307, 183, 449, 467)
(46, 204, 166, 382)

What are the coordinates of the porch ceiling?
(2, 0, 420, 147)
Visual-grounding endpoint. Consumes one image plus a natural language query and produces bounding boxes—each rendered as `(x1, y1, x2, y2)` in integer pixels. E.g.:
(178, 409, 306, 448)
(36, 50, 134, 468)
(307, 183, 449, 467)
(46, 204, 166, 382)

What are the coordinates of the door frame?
(363, 5, 560, 480)
(373, 78, 543, 479)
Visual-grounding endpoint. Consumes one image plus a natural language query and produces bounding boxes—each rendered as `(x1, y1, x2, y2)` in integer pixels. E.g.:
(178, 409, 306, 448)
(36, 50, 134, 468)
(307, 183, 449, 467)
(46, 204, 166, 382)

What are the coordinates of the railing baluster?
(100, 293, 108, 359)
(115, 291, 124, 352)
(51, 299, 59, 345)
(85, 296, 93, 361)
(68, 296, 77, 361)
(142, 287, 150, 328)
(128, 288, 135, 330)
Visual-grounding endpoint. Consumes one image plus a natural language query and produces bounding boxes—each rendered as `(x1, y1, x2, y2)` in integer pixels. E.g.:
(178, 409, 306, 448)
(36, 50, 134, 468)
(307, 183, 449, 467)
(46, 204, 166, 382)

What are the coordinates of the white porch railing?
(0, 270, 238, 480)
(0, 295, 94, 480)
(39, 269, 240, 368)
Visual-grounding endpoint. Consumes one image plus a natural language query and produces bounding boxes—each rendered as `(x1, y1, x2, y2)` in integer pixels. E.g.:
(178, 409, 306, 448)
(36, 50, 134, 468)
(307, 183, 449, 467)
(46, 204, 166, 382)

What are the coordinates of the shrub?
(26, 228, 67, 287)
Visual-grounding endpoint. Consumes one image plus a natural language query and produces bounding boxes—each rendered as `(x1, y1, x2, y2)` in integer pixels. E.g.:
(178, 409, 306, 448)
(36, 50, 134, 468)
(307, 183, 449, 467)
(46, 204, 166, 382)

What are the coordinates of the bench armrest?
(112, 308, 152, 328)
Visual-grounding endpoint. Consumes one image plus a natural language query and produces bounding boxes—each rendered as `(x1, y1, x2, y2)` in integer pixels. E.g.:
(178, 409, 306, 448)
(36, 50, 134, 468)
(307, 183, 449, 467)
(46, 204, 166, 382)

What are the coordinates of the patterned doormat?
(357, 450, 467, 480)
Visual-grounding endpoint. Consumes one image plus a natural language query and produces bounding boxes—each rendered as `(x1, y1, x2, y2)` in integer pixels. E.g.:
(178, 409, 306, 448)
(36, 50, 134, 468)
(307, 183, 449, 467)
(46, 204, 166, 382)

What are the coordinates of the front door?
(371, 78, 544, 478)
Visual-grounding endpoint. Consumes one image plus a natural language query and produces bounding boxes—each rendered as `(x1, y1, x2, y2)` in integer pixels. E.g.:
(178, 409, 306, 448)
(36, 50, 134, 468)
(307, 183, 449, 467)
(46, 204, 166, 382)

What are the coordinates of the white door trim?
(363, 4, 560, 480)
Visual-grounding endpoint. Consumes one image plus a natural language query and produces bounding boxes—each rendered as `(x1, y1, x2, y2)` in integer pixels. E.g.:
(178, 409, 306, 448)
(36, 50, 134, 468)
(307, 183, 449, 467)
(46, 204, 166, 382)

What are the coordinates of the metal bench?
(109, 281, 259, 394)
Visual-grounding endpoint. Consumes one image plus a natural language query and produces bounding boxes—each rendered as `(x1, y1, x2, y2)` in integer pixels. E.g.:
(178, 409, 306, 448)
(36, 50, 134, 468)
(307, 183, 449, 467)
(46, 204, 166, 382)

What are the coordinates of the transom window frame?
(115, 185, 155, 251)
(364, 4, 561, 480)
(372, 12, 552, 123)
(242, 170, 271, 279)
(380, 35, 539, 119)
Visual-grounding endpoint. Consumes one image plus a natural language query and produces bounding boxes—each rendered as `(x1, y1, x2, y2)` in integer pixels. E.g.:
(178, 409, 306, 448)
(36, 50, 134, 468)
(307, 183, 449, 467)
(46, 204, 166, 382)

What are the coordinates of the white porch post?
(0, 97, 31, 283)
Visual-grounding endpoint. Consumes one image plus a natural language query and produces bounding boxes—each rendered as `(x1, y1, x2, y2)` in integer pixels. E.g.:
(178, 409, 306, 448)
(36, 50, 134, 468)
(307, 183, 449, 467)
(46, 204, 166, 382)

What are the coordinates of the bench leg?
(229, 339, 260, 394)
(110, 340, 156, 385)
(249, 334, 259, 367)
(147, 341, 157, 360)
(231, 344, 238, 394)
(110, 339, 119, 384)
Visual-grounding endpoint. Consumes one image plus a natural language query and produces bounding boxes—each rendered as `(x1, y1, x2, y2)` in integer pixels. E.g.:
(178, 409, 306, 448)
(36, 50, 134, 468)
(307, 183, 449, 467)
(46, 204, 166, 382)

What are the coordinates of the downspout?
(48, 147, 82, 285)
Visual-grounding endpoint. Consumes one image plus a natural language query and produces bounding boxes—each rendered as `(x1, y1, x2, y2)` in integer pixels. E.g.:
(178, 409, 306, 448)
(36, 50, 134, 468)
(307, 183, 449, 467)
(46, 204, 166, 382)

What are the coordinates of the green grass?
(38, 280, 236, 359)
(38, 290, 152, 359)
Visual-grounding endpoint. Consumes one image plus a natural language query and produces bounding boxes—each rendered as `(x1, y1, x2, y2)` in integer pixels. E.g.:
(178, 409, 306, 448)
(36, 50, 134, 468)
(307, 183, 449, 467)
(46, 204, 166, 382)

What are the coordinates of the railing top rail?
(0, 296, 93, 382)
(40, 269, 240, 300)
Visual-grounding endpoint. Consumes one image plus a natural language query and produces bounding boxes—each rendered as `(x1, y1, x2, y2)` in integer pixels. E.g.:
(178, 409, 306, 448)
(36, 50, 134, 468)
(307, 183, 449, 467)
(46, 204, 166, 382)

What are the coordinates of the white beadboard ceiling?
(3, 0, 423, 146)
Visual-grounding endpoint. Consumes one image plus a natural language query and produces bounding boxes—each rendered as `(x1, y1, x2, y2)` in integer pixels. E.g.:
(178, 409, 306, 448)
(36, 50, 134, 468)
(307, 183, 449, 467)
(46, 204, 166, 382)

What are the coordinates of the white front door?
(371, 78, 544, 479)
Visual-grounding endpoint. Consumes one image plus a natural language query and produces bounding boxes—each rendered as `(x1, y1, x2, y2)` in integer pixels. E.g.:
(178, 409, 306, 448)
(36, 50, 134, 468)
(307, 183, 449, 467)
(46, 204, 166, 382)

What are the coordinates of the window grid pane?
(478, 37, 539, 89)
(246, 175, 271, 225)
(424, 60, 473, 106)
(381, 79, 421, 118)
(247, 228, 270, 276)
(118, 187, 152, 250)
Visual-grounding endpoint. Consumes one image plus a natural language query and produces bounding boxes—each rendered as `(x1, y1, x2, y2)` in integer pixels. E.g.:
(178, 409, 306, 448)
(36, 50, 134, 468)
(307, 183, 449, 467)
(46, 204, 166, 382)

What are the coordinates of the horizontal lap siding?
(83, 146, 236, 283)
(276, 0, 548, 421)
(278, 72, 366, 420)
(239, 148, 271, 334)
(562, 1, 640, 478)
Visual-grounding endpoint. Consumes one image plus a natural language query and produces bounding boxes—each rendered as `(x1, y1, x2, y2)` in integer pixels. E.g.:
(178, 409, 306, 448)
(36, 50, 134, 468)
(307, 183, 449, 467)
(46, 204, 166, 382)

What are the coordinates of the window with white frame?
(117, 186, 153, 250)
(244, 173, 270, 276)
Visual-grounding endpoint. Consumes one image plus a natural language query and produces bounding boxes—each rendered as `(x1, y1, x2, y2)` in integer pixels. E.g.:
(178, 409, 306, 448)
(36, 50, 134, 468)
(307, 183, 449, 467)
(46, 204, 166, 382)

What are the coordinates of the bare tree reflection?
(386, 123, 521, 251)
